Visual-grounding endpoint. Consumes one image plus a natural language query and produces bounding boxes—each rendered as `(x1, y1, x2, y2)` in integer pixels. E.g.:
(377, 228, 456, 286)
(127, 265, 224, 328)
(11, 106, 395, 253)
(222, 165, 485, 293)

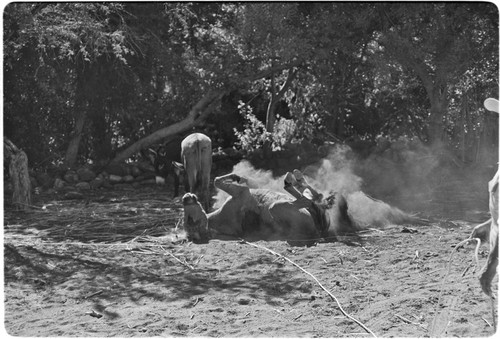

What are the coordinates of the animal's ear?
(484, 98, 499, 114)
(147, 148, 157, 163)
(172, 161, 184, 171)
(172, 161, 185, 176)
(158, 146, 167, 157)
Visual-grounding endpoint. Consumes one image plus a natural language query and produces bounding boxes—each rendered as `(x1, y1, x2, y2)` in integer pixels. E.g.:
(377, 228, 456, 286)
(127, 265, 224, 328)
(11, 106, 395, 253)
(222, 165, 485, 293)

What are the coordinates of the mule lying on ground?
(181, 169, 360, 246)
(174, 133, 212, 211)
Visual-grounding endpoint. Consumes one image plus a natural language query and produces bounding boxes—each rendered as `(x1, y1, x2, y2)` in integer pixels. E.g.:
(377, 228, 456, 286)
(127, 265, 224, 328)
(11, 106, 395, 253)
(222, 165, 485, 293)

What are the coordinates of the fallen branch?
(84, 290, 103, 299)
(160, 246, 194, 270)
(240, 240, 377, 337)
(395, 314, 427, 330)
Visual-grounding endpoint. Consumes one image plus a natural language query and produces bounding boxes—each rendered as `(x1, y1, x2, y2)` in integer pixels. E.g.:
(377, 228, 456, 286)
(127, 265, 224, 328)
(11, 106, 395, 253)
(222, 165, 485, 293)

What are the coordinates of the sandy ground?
(3, 184, 498, 338)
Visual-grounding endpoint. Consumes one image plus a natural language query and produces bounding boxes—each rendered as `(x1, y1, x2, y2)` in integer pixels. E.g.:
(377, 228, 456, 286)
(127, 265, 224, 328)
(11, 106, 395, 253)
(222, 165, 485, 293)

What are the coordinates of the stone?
(105, 163, 126, 176)
(75, 182, 91, 190)
(98, 171, 108, 180)
(139, 178, 156, 185)
(131, 166, 142, 177)
(77, 167, 96, 182)
(123, 175, 135, 183)
(102, 180, 113, 189)
(63, 191, 84, 200)
(109, 174, 123, 183)
(36, 172, 54, 189)
(135, 172, 156, 181)
(113, 183, 134, 190)
(64, 171, 79, 184)
(90, 178, 104, 189)
(54, 178, 65, 189)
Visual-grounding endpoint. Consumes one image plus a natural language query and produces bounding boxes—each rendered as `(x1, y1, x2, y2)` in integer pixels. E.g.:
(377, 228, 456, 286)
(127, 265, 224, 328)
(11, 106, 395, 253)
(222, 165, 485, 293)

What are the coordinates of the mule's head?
(182, 193, 210, 243)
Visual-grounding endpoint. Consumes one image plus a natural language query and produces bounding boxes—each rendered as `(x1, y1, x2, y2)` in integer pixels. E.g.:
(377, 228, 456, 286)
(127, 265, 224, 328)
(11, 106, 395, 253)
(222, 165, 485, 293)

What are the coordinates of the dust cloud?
(211, 137, 494, 226)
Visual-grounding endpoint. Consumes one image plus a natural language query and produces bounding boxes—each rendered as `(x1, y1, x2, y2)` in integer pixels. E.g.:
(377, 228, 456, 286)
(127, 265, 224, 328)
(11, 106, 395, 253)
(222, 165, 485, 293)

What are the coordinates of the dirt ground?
(3, 181, 498, 338)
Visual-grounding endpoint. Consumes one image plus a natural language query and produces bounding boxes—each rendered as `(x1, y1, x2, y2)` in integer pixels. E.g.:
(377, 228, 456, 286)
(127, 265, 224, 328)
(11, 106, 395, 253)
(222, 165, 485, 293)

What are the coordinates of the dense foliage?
(3, 2, 498, 169)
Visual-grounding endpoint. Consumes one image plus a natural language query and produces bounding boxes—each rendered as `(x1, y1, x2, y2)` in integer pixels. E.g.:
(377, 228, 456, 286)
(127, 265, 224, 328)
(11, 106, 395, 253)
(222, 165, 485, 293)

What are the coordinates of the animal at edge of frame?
(468, 97, 499, 331)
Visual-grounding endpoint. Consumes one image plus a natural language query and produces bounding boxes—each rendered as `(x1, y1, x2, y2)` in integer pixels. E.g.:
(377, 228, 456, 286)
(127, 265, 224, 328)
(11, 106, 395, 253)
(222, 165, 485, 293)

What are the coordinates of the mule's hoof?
(284, 172, 297, 186)
(292, 169, 307, 187)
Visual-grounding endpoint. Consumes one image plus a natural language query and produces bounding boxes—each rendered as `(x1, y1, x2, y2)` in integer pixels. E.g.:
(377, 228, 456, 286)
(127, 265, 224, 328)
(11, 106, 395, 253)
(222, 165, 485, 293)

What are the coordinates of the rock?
(105, 163, 126, 176)
(63, 191, 84, 200)
(75, 182, 91, 190)
(123, 175, 135, 183)
(109, 174, 123, 183)
(155, 176, 166, 185)
(36, 172, 54, 189)
(54, 178, 65, 189)
(62, 185, 76, 191)
(136, 161, 155, 172)
(113, 183, 134, 190)
(90, 178, 104, 189)
(131, 166, 142, 177)
(135, 172, 156, 181)
(123, 166, 133, 176)
(98, 171, 109, 180)
(102, 180, 113, 189)
(139, 178, 156, 185)
(77, 167, 96, 182)
(64, 171, 79, 184)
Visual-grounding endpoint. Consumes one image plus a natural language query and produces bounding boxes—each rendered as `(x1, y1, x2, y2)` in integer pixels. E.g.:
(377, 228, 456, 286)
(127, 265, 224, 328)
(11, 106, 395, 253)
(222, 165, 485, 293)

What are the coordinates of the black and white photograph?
(3, 2, 499, 337)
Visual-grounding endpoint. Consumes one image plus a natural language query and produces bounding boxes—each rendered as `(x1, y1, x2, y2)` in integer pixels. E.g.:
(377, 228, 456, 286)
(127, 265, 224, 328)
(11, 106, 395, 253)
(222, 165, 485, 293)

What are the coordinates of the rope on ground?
(240, 240, 377, 337)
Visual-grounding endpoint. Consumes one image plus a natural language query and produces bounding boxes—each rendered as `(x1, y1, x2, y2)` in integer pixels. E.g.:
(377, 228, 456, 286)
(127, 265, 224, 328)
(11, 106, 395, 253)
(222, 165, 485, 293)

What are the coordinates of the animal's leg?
(283, 172, 318, 210)
(480, 221, 498, 296)
(182, 193, 210, 243)
(292, 169, 323, 202)
(201, 172, 211, 211)
(173, 172, 180, 197)
(214, 173, 250, 197)
(284, 172, 305, 200)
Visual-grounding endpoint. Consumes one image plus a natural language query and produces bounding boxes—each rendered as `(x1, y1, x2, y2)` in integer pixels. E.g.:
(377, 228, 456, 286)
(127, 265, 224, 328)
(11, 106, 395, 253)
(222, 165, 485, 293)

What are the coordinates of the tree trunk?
(4, 138, 31, 210)
(460, 94, 468, 162)
(64, 109, 87, 168)
(265, 68, 298, 133)
(426, 85, 448, 145)
(110, 90, 224, 164)
(263, 68, 298, 156)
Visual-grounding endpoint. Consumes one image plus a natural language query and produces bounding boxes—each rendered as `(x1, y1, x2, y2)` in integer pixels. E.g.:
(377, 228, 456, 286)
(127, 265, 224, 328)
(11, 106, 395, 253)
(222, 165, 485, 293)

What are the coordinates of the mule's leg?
(284, 172, 319, 210)
(284, 172, 305, 200)
(200, 171, 211, 211)
(292, 169, 323, 202)
(214, 173, 251, 197)
(182, 193, 210, 243)
(173, 172, 180, 197)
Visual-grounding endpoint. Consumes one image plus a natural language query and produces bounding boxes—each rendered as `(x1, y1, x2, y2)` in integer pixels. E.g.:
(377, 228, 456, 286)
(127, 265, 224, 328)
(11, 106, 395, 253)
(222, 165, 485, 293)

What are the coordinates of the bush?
(233, 101, 303, 153)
